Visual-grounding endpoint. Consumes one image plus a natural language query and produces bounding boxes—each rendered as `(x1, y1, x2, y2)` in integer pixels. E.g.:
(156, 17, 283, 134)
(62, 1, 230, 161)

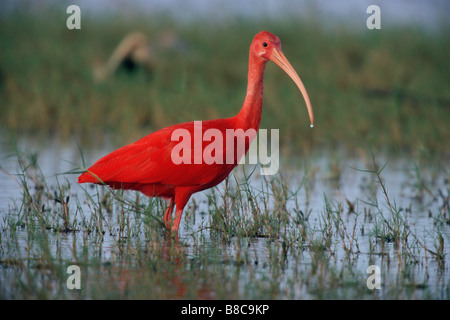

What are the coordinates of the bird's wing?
(78, 120, 238, 187)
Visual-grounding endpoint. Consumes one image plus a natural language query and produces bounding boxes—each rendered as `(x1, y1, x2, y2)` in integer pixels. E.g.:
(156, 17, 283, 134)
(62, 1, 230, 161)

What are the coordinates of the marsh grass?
(354, 153, 448, 269)
(0, 10, 449, 156)
(3, 146, 449, 299)
(0, 8, 449, 300)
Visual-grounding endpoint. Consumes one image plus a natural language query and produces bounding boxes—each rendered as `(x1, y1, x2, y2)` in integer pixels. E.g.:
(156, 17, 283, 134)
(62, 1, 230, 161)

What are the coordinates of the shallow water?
(0, 136, 449, 299)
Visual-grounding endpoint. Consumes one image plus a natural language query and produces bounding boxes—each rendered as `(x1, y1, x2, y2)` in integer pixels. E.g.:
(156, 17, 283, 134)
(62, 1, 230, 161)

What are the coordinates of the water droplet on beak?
(310, 123, 314, 128)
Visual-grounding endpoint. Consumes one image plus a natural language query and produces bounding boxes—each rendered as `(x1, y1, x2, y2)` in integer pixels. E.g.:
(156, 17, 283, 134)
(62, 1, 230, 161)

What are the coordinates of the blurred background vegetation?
(0, 1, 449, 158)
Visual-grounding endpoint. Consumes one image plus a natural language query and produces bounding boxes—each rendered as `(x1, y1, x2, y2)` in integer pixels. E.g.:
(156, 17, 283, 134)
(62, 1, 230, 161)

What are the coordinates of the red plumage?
(78, 31, 314, 233)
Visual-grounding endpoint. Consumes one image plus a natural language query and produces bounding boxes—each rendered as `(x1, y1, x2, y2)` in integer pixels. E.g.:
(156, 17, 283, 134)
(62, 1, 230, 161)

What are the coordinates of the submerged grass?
(0, 9, 449, 156)
(0, 148, 448, 299)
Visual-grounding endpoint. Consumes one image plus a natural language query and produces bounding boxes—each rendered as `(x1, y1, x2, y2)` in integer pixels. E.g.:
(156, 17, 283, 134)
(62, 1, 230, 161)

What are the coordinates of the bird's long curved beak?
(270, 47, 314, 127)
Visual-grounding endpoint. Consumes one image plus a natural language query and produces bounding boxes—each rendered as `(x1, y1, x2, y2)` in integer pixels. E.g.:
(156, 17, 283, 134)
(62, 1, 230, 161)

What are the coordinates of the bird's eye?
(263, 42, 268, 47)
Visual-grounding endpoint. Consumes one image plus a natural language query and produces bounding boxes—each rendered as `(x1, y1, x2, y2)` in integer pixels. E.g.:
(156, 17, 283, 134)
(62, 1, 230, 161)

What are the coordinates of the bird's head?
(252, 31, 314, 127)
(251, 31, 282, 60)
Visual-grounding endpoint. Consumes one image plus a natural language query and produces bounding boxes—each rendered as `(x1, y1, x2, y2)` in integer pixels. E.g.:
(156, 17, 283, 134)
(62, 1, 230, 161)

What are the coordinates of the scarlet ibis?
(78, 31, 314, 234)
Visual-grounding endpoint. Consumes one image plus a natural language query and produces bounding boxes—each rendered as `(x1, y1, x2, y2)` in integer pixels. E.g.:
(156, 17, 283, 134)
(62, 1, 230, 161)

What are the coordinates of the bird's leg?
(172, 209, 183, 233)
(164, 198, 175, 229)
(172, 189, 192, 233)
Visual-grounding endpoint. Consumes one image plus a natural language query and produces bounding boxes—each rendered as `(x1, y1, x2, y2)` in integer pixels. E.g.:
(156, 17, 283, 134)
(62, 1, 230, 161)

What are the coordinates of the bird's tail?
(78, 170, 102, 184)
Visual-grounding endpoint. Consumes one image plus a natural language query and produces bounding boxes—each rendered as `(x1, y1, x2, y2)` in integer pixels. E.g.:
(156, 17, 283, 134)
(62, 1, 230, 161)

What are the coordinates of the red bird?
(78, 31, 314, 234)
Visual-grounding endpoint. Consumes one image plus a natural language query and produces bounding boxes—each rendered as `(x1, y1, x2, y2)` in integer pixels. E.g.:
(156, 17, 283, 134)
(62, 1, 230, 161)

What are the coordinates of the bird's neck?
(236, 56, 267, 131)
